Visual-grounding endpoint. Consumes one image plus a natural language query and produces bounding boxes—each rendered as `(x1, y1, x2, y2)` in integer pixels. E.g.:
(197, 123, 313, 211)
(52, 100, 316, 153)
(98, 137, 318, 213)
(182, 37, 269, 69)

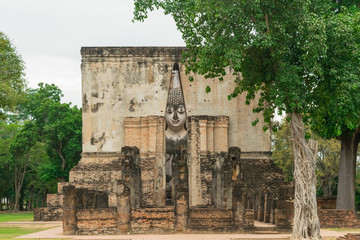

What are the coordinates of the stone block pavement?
(11, 221, 360, 240)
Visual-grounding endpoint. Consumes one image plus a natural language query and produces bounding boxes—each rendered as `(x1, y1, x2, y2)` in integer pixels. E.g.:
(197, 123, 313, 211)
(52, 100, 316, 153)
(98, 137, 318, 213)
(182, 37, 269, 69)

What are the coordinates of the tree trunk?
(290, 112, 321, 240)
(28, 186, 34, 211)
(42, 189, 47, 207)
(13, 163, 28, 212)
(14, 167, 21, 212)
(336, 129, 359, 211)
(35, 194, 39, 209)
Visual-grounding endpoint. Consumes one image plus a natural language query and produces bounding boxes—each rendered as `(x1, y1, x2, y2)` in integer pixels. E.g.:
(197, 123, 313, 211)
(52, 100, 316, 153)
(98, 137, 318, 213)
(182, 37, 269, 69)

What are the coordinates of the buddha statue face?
(165, 103, 186, 131)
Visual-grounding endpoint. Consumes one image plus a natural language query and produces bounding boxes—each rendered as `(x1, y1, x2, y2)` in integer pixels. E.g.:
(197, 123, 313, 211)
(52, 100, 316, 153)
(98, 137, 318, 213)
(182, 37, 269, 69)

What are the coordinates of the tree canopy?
(0, 83, 82, 211)
(133, 1, 360, 238)
(0, 32, 26, 118)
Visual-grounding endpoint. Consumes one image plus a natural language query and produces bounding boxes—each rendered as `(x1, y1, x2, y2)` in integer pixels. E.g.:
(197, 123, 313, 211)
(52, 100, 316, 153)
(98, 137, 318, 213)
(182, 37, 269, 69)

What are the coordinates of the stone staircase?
(254, 221, 291, 234)
(130, 207, 175, 233)
(187, 208, 234, 232)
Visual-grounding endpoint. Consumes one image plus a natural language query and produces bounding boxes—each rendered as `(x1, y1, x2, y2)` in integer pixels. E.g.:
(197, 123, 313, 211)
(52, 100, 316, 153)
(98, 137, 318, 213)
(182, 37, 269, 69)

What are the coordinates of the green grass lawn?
(0, 212, 33, 222)
(0, 212, 63, 240)
(0, 227, 43, 240)
(0, 212, 37, 240)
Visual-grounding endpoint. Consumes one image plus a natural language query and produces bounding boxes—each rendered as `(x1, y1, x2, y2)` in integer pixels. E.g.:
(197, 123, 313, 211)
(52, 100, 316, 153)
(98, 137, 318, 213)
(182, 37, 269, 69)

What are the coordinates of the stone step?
(255, 230, 281, 234)
(254, 226, 291, 234)
(187, 225, 236, 232)
(229, 237, 289, 240)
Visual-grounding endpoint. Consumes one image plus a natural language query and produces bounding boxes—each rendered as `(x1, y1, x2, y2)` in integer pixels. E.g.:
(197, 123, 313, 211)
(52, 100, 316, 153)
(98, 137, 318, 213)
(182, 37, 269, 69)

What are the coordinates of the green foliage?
(0, 121, 19, 205)
(133, 1, 360, 137)
(11, 83, 82, 183)
(310, 10, 360, 139)
(0, 32, 26, 118)
(313, 136, 340, 197)
(272, 119, 341, 196)
(272, 120, 294, 182)
(0, 83, 81, 210)
(134, 0, 332, 127)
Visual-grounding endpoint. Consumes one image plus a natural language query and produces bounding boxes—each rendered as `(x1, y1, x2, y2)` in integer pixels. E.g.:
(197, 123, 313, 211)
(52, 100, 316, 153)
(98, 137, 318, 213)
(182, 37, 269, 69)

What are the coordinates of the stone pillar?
(259, 192, 265, 222)
(264, 192, 270, 223)
(121, 146, 142, 209)
(206, 120, 214, 152)
(232, 182, 244, 231)
(254, 192, 260, 220)
(270, 198, 276, 224)
(154, 117, 166, 206)
(214, 117, 229, 152)
(175, 149, 189, 232)
(116, 181, 131, 233)
(63, 185, 77, 235)
(199, 119, 207, 151)
(187, 117, 201, 207)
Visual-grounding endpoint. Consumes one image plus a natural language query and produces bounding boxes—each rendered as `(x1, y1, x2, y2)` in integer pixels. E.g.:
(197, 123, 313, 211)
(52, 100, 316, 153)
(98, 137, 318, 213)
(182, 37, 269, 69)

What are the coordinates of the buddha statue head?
(165, 70, 187, 140)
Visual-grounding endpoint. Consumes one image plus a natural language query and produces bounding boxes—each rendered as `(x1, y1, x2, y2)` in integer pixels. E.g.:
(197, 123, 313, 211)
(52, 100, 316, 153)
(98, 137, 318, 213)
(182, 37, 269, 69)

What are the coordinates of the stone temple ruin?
(35, 47, 294, 234)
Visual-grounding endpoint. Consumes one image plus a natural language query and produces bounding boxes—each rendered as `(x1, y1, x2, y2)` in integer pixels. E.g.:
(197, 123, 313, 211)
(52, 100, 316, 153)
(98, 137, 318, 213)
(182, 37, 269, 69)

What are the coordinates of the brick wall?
(76, 208, 117, 235)
(317, 197, 336, 209)
(319, 209, 360, 228)
(34, 207, 63, 221)
(187, 208, 234, 232)
(131, 207, 175, 233)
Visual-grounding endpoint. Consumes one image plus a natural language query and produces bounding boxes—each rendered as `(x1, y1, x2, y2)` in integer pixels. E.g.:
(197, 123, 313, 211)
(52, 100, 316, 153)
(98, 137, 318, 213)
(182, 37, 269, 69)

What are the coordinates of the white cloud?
(0, 0, 185, 107)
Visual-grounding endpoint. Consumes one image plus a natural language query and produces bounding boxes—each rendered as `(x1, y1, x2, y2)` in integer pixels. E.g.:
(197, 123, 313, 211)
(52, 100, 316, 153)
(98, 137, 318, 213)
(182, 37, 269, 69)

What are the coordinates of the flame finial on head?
(167, 70, 184, 106)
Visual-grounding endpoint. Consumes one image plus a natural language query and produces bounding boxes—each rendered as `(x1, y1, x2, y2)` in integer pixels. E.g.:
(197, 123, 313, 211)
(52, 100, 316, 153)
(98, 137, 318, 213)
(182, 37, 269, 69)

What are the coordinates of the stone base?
(34, 207, 63, 221)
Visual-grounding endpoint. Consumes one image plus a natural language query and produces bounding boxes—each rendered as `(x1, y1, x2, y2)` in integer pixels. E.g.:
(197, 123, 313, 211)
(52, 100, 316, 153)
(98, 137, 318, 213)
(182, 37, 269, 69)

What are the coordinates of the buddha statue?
(165, 69, 188, 205)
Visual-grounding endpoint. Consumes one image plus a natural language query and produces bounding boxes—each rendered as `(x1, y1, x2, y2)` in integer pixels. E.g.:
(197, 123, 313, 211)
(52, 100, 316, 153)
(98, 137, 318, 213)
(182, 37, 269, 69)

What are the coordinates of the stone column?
(214, 117, 229, 152)
(121, 146, 142, 209)
(116, 181, 131, 233)
(264, 192, 271, 223)
(63, 185, 77, 235)
(199, 119, 207, 152)
(175, 149, 189, 232)
(154, 116, 166, 206)
(254, 192, 260, 220)
(187, 117, 201, 207)
(232, 182, 245, 231)
(259, 192, 265, 222)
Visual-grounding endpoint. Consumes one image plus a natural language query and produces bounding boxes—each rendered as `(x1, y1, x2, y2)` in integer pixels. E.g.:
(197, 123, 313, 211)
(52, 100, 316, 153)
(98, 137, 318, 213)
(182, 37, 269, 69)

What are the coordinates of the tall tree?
(0, 120, 18, 210)
(11, 83, 82, 183)
(133, 1, 358, 239)
(311, 9, 360, 211)
(0, 32, 26, 118)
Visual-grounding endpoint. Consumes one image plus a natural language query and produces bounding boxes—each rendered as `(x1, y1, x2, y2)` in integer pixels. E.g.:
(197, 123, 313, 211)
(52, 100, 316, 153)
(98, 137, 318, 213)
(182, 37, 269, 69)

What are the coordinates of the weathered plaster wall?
(81, 47, 270, 154)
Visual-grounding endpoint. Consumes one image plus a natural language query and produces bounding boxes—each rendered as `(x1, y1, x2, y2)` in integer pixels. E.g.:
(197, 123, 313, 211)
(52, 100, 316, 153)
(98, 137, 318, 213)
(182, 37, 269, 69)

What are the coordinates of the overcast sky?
(1, 0, 185, 107)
